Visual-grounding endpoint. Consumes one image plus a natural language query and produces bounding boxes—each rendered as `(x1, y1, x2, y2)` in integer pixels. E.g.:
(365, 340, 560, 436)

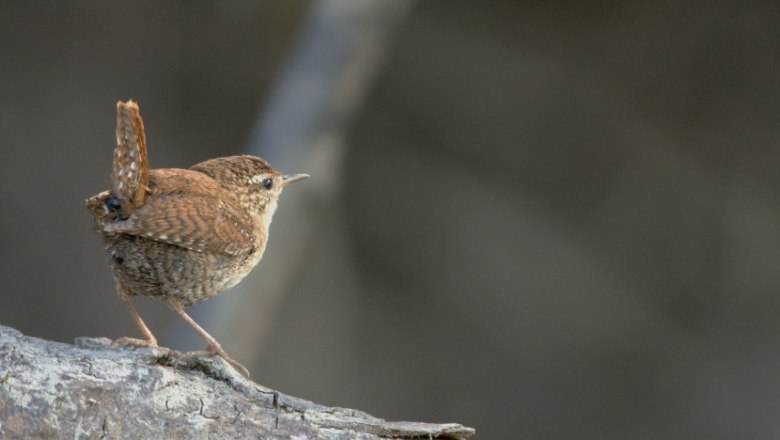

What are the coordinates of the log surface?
(0, 325, 474, 439)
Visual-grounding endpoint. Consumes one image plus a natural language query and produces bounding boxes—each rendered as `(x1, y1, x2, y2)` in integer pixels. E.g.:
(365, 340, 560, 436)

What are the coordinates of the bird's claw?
(174, 347, 250, 378)
(111, 336, 158, 348)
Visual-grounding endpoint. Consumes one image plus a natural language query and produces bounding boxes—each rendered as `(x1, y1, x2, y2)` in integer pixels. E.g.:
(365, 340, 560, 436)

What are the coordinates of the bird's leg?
(167, 297, 250, 377)
(112, 283, 159, 347)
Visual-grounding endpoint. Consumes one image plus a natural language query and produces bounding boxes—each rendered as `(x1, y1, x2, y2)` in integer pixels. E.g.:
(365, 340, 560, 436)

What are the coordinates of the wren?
(86, 100, 307, 376)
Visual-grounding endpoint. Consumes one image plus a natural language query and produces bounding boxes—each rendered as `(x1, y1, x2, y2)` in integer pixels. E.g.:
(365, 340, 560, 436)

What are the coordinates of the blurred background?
(1, 1, 780, 438)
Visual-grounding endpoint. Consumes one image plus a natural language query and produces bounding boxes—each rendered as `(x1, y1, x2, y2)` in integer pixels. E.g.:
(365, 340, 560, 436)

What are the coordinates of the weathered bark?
(0, 325, 474, 439)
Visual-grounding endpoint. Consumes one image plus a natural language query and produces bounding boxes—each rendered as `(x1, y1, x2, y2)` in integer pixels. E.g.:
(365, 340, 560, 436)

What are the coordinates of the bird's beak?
(282, 174, 309, 186)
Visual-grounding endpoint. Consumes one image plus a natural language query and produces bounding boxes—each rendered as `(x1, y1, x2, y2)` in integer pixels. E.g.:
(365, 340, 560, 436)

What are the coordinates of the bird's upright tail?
(111, 100, 150, 217)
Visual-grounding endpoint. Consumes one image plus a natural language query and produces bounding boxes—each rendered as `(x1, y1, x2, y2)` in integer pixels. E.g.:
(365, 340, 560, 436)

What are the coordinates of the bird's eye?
(261, 178, 273, 189)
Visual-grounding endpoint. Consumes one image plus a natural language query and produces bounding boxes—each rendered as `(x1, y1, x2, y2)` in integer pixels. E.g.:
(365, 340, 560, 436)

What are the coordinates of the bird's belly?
(105, 235, 262, 306)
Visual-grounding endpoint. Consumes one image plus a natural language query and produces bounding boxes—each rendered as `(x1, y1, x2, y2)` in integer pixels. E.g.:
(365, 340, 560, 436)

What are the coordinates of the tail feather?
(112, 100, 149, 217)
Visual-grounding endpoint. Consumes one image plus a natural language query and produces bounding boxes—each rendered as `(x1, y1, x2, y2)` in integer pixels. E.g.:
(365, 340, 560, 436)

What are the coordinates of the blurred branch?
(197, 0, 415, 363)
(0, 325, 474, 439)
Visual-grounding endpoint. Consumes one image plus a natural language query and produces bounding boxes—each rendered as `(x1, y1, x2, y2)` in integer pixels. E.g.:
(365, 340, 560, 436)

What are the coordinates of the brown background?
(1, 1, 780, 438)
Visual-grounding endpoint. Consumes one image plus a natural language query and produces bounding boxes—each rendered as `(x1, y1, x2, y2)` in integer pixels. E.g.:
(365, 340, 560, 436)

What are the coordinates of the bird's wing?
(104, 193, 255, 256)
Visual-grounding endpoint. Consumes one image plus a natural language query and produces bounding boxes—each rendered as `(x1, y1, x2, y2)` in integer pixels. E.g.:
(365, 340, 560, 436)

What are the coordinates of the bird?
(85, 100, 308, 376)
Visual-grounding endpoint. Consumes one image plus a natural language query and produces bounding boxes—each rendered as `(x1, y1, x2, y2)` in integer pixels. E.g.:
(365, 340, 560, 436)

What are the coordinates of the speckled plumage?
(85, 101, 307, 375)
(87, 164, 271, 306)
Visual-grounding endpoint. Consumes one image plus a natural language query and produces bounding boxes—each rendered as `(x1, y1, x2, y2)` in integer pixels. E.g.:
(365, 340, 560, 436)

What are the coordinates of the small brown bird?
(86, 101, 307, 376)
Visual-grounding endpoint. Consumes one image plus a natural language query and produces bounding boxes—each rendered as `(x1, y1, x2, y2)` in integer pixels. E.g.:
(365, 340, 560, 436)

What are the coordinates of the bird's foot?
(111, 336, 159, 348)
(175, 344, 250, 378)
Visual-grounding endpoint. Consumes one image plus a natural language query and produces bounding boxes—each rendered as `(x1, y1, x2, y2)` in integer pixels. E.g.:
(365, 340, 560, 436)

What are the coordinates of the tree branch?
(0, 325, 474, 439)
